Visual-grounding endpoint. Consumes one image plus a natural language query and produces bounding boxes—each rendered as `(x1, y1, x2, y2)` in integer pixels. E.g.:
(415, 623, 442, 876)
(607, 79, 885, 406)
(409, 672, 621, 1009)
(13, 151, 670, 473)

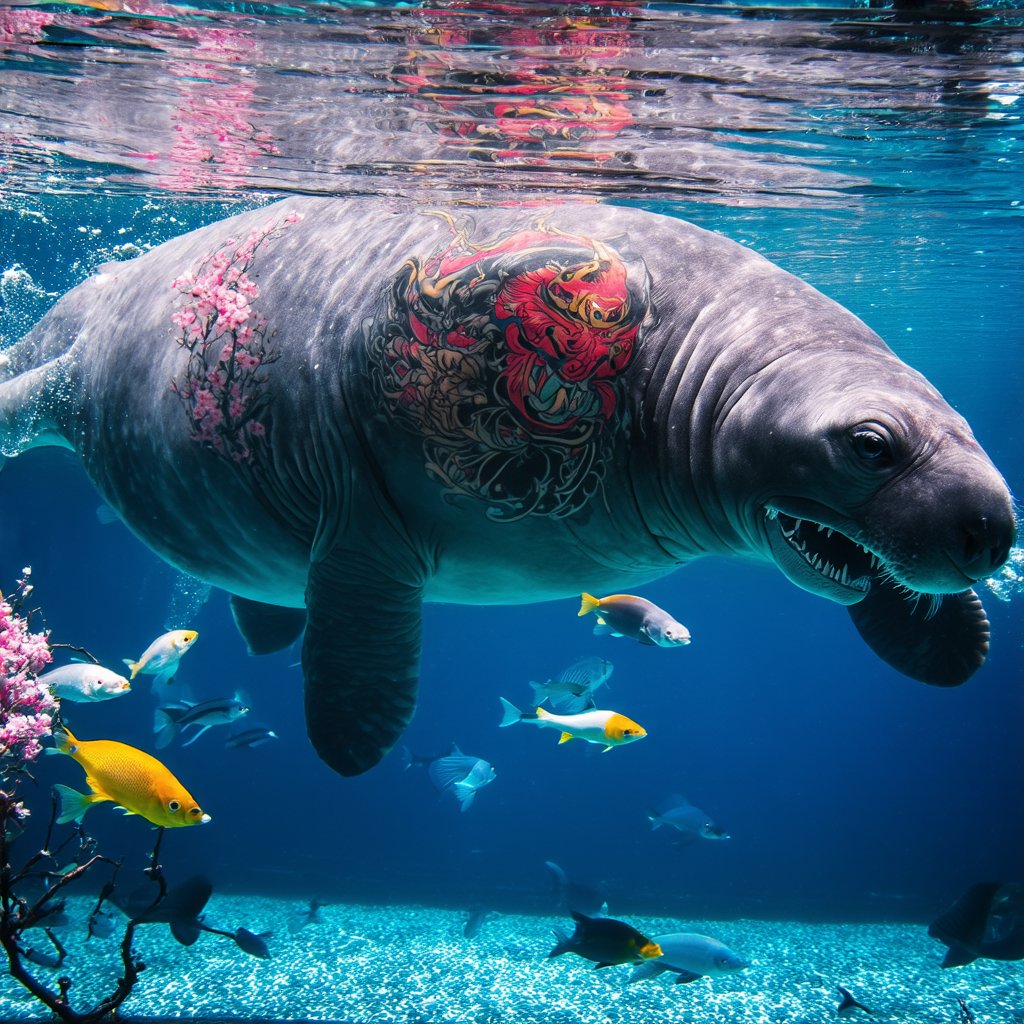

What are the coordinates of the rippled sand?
(2, 896, 1021, 1023)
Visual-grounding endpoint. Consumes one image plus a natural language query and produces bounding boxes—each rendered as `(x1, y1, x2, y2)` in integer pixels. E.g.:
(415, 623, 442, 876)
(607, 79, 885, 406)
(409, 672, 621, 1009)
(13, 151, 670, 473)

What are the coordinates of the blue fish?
(425, 745, 496, 812)
(648, 794, 730, 842)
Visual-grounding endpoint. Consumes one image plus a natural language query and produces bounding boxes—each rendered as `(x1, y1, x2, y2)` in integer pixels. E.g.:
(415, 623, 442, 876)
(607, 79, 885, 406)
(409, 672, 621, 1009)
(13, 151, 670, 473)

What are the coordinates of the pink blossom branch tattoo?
(169, 211, 302, 462)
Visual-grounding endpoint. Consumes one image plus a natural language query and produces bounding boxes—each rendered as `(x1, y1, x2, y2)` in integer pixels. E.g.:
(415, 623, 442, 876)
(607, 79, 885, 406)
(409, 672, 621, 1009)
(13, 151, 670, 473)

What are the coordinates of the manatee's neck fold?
(629, 315, 754, 563)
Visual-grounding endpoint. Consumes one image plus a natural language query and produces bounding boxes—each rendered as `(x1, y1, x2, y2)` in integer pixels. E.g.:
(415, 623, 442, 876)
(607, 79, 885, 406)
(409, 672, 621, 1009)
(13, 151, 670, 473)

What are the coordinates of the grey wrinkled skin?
(0, 199, 1015, 777)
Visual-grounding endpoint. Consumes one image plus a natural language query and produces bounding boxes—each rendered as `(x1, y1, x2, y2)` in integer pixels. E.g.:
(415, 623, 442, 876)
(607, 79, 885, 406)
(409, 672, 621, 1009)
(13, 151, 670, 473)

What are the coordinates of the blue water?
(1, 2, 1023, 1019)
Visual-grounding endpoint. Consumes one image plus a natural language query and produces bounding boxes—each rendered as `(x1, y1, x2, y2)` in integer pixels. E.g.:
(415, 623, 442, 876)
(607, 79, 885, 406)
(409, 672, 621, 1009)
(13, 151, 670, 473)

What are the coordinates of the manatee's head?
(718, 347, 1016, 685)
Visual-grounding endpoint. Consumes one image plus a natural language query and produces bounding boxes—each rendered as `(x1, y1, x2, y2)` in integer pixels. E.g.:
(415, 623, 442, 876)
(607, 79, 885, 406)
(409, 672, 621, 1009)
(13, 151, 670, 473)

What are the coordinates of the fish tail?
(578, 592, 601, 617)
(547, 927, 572, 958)
(152, 707, 180, 749)
(53, 783, 99, 824)
(123, 659, 142, 680)
(647, 813, 663, 830)
(498, 697, 524, 728)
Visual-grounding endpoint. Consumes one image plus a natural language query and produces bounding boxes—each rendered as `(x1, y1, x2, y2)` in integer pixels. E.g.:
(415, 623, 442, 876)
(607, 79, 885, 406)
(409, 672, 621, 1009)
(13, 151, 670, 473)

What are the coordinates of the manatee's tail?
(0, 352, 74, 464)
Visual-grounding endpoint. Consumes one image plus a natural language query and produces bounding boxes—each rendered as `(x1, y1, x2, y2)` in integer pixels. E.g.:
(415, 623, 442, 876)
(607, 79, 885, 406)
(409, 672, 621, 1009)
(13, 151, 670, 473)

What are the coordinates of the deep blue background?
(1, 194, 1021, 928)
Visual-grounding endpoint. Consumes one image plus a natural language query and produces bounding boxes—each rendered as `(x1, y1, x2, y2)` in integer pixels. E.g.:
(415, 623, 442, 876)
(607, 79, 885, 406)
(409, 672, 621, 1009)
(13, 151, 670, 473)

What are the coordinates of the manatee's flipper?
(302, 552, 422, 776)
(927, 880, 1002, 968)
(229, 595, 307, 655)
(847, 578, 989, 686)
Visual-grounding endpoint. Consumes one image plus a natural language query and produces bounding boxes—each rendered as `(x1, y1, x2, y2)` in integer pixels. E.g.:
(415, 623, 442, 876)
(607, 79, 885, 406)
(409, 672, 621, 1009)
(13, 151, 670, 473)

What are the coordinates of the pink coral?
(0, 570, 55, 768)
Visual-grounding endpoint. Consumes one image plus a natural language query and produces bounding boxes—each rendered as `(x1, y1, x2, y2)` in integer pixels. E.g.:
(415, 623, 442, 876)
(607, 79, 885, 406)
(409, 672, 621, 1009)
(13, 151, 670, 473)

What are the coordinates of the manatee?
(0, 200, 1015, 777)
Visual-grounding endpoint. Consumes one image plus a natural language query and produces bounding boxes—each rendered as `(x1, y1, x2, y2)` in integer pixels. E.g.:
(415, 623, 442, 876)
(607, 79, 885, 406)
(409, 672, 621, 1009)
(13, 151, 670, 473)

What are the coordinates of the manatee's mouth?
(764, 505, 882, 605)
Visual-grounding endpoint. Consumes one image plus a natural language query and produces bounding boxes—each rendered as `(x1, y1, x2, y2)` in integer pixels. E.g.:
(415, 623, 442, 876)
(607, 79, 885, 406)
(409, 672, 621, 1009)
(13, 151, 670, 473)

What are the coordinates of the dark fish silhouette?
(837, 985, 872, 1016)
(464, 908, 493, 940)
(287, 897, 325, 935)
(233, 927, 272, 959)
(548, 911, 662, 968)
(928, 881, 1024, 968)
(545, 861, 608, 917)
(119, 875, 270, 958)
(120, 875, 213, 946)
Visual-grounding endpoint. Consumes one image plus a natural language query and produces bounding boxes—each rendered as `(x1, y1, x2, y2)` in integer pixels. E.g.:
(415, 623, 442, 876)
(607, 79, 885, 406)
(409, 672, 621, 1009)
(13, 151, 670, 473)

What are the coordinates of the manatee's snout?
(958, 508, 1016, 580)
(942, 465, 1016, 583)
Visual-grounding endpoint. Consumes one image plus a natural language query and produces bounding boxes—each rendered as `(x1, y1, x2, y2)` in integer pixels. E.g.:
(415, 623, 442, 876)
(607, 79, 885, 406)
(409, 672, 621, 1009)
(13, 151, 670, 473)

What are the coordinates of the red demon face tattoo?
(367, 214, 652, 521)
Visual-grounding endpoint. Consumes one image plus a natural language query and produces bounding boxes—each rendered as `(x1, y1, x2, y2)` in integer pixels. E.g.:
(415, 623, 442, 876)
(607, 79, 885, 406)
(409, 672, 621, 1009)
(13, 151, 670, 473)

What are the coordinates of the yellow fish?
(51, 727, 211, 828)
(123, 629, 199, 685)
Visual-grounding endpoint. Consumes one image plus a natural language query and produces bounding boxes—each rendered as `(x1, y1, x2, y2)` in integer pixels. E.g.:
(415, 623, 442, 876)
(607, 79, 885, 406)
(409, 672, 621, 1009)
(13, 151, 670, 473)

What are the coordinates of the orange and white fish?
(123, 629, 199, 685)
(50, 726, 211, 828)
(579, 592, 691, 647)
(498, 697, 646, 752)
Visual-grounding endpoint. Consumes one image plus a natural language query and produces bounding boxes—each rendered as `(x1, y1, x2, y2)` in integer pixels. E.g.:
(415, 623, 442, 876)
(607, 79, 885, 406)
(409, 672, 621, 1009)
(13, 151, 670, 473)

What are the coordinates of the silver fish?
(225, 724, 279, 749)
(154, 696, 250, 748)
(629, 932, 749, 984)
(648, 794, 730, 841)
(529, 656, 613, 714)
(38, 663, 131, 703)
(579, 593, 691, 648)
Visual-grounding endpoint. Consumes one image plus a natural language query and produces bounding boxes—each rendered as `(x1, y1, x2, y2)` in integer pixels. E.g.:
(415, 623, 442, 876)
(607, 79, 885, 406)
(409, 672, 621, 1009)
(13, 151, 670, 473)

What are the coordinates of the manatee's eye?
(851, 428, 891, 463)
(168, 800, 181, 813)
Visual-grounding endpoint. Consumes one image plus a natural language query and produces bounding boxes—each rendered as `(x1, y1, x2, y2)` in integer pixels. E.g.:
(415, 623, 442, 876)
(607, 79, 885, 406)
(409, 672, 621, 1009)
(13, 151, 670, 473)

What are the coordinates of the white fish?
(38, 664, 131, 703)
(498, 698, 646, 752)
(123, 629, 198, 686)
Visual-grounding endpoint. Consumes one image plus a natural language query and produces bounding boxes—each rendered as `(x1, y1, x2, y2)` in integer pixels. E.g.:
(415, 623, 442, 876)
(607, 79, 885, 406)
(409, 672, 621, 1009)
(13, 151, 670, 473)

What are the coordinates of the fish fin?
(301, 549, 422, 776)
(636, 627, 658, 647)
(848, 582, 989, 685)
(940, 944, 980, 969)
(601, 744, 614, 753)
(170, 921, 202, 946)
(53, 784, 101, 824)
(535, 706, 552, 721)
(593, 622, 618, 637)
(428, 756, 477, 793)
(181, 724, 212, 748)
(455, 785, 476, 812)
(50, 726, 77, 755)
(673, 970, 702, 984)
(113, 805, 137, 816)
(628, 961, 666, 984)
(122, 659, 142, 680)
(558, 732, 574, 745)
(578, 593, 600, 617)
(498, 697, 523, 727)
(229, 595, 306, 656)
(153, 665, 178, 687)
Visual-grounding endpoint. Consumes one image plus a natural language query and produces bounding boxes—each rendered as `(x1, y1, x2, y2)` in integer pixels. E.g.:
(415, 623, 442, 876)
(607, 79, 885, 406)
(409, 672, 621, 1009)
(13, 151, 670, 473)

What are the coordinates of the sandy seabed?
(1, 896, 1021, 1023)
